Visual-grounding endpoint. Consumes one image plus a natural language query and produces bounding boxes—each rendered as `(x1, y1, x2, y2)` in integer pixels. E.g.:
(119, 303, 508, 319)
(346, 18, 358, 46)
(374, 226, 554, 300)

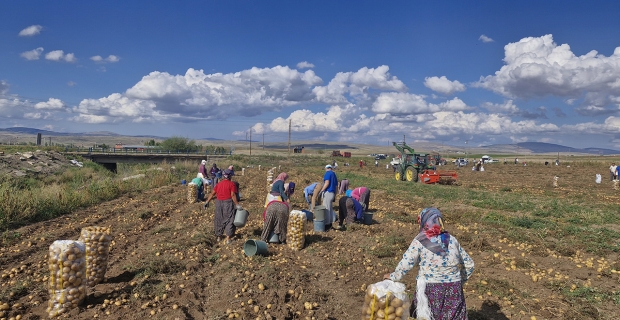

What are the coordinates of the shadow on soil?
(468, 300, 510, 320)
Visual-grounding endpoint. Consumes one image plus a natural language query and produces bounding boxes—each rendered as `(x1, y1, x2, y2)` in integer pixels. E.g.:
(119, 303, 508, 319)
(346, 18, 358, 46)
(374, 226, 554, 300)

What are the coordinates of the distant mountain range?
(484, 142, 620, 155)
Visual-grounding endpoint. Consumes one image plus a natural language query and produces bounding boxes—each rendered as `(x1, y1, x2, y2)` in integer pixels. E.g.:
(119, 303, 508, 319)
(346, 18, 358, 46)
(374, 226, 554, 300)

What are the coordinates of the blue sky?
(2, 1, 620, 148)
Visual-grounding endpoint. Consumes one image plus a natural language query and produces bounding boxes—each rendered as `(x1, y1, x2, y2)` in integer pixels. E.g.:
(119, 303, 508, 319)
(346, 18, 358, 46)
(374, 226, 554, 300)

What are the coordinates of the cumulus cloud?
(481, 100, 546, 119)
(313, 65, 407, 105)
(91, 55, 120, 63)
(424, 76, 466, 95)
(296, 61, 314, 69)
(34, 98, 66, 110)
(563, 116, 620, 134)
(372, 93, 470, 115)
(20, 47, 44, 60)
(67, 81, 77, 87)
(476, 34, 620, 114)
(71, 66, 323, 123)
(19, 25, 43, 37)
(45, 50, 76, 62)
(479, 35, 494, 43)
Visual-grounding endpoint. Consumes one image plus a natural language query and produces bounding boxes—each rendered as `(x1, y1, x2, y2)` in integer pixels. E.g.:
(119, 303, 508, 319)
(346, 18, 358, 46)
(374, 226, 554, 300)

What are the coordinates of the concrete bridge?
(67, 152, 230, 172)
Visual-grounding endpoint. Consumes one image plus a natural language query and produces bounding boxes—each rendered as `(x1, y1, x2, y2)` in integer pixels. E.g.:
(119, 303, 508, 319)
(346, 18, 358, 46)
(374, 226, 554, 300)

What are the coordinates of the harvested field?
(1, 156, 619, 319)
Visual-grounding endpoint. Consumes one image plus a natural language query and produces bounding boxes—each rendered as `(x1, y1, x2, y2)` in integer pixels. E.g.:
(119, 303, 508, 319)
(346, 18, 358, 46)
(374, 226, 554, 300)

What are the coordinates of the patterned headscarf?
(222, 169, 234, 179)
(414, 207, 450, 255)
(275, 172, 289, 183)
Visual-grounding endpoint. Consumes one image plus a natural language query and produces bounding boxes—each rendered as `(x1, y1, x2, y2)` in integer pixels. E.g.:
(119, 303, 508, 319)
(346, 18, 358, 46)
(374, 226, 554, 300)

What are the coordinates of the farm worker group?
(384, 207, 475, 319)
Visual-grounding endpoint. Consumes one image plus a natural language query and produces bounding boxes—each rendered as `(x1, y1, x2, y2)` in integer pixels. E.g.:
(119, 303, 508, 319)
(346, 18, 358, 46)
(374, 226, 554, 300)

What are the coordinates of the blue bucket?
(244, 240, 268, 256)
(313, 220, 325, 232)
(181, 179, 187, 185)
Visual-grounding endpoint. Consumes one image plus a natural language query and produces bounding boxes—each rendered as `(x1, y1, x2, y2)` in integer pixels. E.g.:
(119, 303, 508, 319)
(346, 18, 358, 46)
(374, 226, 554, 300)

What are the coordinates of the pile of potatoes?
(361, 281, 410, 320)
(47, 240, 87, 318)
(287, 210, 306, 250)
(78, 226, 112, 287)
(187, 183, 199, 204)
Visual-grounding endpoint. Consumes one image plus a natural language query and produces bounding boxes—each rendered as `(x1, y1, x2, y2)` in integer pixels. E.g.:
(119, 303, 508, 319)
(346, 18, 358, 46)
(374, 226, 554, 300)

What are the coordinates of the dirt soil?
(1, 161, 620, 320)
(0, 150, 78, 178)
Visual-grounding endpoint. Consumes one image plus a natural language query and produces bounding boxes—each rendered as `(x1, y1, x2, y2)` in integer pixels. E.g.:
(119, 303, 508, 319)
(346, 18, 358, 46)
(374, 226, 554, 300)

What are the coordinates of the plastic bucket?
(313, 205, 326, 221)
(314, 220, 325, 232)
(243, 240, 268, 256)
(268, 232, 280, 243)
(363, 212, 373, 225)
(181, 179, 187, 185)
(302, 210, 313, 222)
(234, 209, 249, 227)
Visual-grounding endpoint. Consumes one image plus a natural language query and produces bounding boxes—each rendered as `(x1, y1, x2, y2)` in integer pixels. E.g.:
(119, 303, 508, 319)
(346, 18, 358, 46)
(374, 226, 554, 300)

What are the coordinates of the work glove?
(204, 202, 210, 209)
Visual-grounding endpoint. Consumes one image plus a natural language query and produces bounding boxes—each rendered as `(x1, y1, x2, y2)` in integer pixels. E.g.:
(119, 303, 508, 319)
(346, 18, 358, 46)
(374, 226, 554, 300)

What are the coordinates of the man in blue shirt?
(320, 164, 338, 229)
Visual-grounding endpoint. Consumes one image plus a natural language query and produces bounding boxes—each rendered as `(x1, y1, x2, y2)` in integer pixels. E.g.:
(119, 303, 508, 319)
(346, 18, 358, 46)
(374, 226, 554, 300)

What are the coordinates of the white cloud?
(482, 100, 520, 114)
(42, 125, 54, 131)
(563, 116, 620, 134)
(19, 25, 43, 37)
(34, 98, 66, 110)
(313, 65, 407, 104)
(476, 34, 620, 114)
(20, 47, 44, 60)
(91, 55, 120, 63)
(424, 76, 466, 95)
(297, 61, 314, 69)
(68, 114, 110, 124)
(479, 35, 494, 43)
(372, 93, 470, 115)
(67, 81, 77, 87)
(45, 50, 76, 62)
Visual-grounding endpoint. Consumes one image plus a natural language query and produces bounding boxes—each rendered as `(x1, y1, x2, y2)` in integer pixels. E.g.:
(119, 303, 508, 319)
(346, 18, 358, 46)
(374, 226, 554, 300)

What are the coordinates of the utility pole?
(249, 127, 252, 156)
(262, 133, 265, 151)
(403, 134, 406, 144)
(288, 119, 291, 157)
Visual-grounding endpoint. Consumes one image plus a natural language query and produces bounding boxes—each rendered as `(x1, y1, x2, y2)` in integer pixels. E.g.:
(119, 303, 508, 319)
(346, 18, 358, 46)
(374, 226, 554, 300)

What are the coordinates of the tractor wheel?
(395, 171, 402, 181)
(405, 167, 418, 182)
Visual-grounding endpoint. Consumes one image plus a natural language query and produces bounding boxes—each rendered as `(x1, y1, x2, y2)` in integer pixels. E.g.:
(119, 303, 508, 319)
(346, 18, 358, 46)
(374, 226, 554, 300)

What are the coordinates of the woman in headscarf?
(265, 172, 289, 206)
(383, 208, 474, 320)
(351, 186, 371, 210)
(204, 169, 240, 244)
(261, 200, 289, 243)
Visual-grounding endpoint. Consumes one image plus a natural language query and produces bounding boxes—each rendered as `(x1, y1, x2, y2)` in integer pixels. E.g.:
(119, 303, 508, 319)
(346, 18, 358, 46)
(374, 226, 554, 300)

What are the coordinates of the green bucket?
(243, 239, 268, 256)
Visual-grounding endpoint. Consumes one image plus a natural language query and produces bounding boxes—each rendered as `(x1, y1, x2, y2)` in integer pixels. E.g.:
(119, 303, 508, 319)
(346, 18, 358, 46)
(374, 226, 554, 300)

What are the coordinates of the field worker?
(261, 200, 289, 244)
(336, 194, 363, 230)
(338, 179, 349, 195)
(319, 164, 338, 229)
(351, 186, 371, 210)
(266, 172, 290, 206)
(303, 182, 323, 210)
(204, 169, 239, 244)
(359, 160, 364, 169)
(228, 165, 235, 176)
(333, 161, 338, 170)
(616, 165, 619, 180)
(610, 163, 617, 181)
(384, 208, 474, 320)
(210, 163, 220, 187)
(375, 160, 379, 167)
(198, 160, 208, 179)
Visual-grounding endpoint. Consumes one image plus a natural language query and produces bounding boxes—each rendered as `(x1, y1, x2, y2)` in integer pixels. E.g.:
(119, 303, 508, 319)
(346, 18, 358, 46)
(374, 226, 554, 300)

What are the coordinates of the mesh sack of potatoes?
(78, 226, 112, 287)
(187, 183, 198, 204)
(362, 280, 410, 320)
(47, 240, 87, 318)
(287, 210, 306, 250)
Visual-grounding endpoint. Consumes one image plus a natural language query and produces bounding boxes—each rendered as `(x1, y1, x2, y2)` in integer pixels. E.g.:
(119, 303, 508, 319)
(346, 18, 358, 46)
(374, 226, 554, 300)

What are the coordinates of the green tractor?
(392, 142, 435, 182)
